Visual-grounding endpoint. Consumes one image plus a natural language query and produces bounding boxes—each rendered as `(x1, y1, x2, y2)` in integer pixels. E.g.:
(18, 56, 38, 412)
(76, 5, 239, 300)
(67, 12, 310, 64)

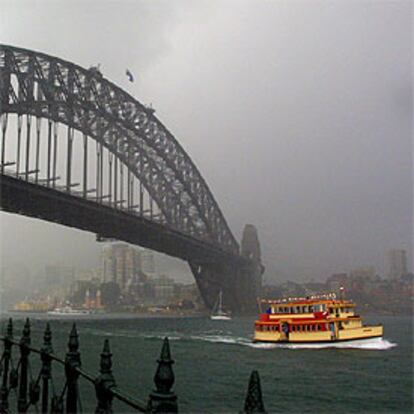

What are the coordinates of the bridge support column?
(189, 224, 264, 315)
(189, 259, 263, 315)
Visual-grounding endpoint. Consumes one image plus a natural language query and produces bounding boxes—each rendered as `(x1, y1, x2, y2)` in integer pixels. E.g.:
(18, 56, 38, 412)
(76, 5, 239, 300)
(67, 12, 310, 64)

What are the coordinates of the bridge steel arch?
(0, 45, 263, 313)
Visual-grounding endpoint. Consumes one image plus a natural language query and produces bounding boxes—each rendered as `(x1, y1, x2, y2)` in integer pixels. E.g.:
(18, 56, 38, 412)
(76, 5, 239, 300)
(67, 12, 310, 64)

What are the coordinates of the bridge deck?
(0, 173, 243, 265)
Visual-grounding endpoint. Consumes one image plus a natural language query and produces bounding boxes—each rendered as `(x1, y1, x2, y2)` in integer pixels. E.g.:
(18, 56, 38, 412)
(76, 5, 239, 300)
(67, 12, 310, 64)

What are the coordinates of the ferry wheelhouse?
(254, 295, 383, 343)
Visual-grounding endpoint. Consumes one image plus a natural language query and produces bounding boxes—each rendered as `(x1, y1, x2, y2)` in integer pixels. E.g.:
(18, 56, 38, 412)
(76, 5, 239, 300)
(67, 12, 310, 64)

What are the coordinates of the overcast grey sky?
(0, 0, 412, 283)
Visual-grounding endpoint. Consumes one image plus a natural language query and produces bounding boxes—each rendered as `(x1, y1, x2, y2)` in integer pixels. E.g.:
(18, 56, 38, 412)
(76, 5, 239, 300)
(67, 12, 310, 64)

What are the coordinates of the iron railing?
(0, 319, 266, 413)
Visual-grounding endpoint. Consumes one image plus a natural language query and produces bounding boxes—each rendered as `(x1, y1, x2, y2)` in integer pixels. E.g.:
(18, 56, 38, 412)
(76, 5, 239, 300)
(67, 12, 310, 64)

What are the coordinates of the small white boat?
(47, 306, 92, 316)
(210, 290, 232, 320)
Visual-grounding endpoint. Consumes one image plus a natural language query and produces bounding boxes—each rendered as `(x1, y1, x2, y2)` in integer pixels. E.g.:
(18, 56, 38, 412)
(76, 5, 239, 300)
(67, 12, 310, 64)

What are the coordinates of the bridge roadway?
(0, 173, 246, 266)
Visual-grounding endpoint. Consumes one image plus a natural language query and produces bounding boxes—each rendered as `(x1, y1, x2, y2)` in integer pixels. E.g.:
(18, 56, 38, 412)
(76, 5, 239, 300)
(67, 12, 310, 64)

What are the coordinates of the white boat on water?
(47, 306, 92, 316)
(210, 290, 232, 320)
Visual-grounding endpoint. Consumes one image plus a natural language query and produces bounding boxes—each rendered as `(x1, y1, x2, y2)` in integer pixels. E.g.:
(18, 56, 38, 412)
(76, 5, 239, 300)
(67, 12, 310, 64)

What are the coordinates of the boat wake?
(85, 330, 397, 351)
(179, 335, 396, 351)
(246, 337, 397, 350)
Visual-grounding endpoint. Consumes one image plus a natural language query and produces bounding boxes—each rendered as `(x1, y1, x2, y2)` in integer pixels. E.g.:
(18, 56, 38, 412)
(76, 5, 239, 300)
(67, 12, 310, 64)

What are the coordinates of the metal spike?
(68, 323, 79, 352)
(243, 371, 266, 413)
(148, 337, 177, 413)
(6, 318, 13, 339)
(159, 337, 172, 362)
(20, 318, 31, 347)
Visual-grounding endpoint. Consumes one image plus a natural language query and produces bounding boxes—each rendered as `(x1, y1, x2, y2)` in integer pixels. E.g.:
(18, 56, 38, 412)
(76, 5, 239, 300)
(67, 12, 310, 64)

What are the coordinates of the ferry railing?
(0, 318, 266, 413)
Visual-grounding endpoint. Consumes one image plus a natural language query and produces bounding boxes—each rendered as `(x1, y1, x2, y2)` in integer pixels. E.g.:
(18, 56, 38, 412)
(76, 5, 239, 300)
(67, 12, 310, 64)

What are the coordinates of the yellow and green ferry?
(254, 295, 383, 344)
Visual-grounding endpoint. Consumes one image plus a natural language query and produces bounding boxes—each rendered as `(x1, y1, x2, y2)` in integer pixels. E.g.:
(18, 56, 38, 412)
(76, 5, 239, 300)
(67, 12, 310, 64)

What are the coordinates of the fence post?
(0, 319, 13, 413)
(95, 339, 116, 414)
(243, 371, 266, 413)
(147, 337, 177, 413)
(65, 323, 81, 414)
(17, 318, 31, 413)
(41, 323, 53, 414)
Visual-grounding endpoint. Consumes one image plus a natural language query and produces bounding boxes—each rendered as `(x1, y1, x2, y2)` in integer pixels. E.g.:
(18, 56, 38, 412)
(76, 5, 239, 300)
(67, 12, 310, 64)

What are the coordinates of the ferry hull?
(254, 325, 383, 343)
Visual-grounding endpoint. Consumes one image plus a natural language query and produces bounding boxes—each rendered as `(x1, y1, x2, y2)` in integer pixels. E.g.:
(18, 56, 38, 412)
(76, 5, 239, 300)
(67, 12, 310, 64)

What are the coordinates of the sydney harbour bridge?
(0, 44, 263, 313)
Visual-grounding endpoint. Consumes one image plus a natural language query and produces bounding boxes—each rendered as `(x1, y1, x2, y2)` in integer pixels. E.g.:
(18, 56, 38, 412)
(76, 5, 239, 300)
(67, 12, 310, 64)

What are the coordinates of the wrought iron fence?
(0, 319, 266, 413)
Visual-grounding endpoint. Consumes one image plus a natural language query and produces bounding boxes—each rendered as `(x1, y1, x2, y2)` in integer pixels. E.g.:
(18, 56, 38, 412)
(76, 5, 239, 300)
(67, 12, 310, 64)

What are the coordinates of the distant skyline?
(0, 0, 412, 283)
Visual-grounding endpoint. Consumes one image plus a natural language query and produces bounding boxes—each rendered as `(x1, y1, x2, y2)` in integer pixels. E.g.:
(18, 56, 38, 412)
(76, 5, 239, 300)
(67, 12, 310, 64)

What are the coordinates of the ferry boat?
(47, 306, 92, 316)
(253, 294, 383, 343)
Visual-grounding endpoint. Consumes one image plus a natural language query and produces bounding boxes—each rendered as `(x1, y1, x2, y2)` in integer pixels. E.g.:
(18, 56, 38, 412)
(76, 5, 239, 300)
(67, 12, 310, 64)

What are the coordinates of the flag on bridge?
(126, 69, 134, 82)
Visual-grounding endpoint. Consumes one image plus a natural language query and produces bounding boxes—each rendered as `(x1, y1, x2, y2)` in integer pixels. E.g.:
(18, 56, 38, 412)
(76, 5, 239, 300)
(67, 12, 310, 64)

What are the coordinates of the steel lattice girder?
(0, 44, 239, 254)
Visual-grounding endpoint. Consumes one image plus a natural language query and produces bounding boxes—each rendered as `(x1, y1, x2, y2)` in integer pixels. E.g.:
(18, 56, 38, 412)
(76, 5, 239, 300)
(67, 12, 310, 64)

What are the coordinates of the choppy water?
(1, 313, 412, 413)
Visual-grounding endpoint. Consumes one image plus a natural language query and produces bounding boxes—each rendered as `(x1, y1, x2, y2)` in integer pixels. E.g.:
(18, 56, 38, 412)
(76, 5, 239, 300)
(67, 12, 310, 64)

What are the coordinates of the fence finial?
(43, 323, 53, 352)
(147, 337, 177, 413)
(21, 318, 31, 347)
(65, 323, 81, 414)
(243, 370, 266, 413)
(41, 322, 53, 414)
(95, 339, 116, 414)
(0, 319, 14, 412)
(68, 323, 79, 353)
(6, 318, 13, 339)
(18, 318, 31, 412)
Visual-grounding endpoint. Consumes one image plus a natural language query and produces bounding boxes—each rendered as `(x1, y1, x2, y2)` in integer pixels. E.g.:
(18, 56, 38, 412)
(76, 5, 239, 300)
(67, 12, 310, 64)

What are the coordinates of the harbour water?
(1, 314, 412, 413)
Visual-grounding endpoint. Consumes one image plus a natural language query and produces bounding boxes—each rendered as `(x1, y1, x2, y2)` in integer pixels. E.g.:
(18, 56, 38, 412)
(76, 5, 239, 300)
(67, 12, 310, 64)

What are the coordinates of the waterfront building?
(388, 249, 408, 280)
(350, 266, 376, 280)
(141, 249, 155, 276)
(152, 274, 175, 304)
(102, 243, 142, 291)
(83, 288, 103, 309)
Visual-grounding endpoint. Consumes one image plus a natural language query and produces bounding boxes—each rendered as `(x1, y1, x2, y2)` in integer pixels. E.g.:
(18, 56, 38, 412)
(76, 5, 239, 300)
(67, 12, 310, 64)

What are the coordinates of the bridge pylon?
(189, 224, 264, 315)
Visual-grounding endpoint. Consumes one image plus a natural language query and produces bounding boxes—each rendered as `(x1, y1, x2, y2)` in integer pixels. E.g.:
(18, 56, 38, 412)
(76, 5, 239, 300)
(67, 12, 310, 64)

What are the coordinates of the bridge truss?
(0, 44, 262, 312)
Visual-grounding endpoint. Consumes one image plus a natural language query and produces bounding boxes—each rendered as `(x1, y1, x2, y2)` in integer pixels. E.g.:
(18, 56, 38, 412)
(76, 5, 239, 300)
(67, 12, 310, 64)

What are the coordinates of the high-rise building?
(141, 249, 155, 275)
(388, 249, 408, 280)
(350, 266, 376, 280)
(102, 243, 142, 290)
